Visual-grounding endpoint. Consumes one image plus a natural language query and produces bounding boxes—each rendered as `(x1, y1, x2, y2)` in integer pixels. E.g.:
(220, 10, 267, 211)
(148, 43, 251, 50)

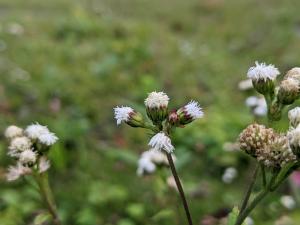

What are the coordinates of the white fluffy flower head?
(288, 107, 300, 128)
(19, 149, 37, 164)
(144, 91, 169, 108)
(25, 123, 58, 145)
(4, 125, 23, 139)
(114, 106, 134, 125)
(9, 136, 32, 153)
(149, 132, 174, 153)
(184, 100, 204, 120)
(6, 162, 32, 182)
(247, 61, 280, 81)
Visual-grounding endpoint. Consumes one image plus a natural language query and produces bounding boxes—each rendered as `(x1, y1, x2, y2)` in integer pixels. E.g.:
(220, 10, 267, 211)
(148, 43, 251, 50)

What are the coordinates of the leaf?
(33, 212, 52, 225)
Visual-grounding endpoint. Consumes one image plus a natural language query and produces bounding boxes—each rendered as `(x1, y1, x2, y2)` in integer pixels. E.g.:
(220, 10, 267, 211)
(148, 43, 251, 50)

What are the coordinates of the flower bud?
(144, 91, 169, 125)
(288, 107, 300, 128)
(176, 100, 203, 125)
(247, 61, 280, 95)
(287, 126, 300, 158)
(277, 78, 299, 105)
(168, 110, 179, 126)
(114, 106, 144, 128)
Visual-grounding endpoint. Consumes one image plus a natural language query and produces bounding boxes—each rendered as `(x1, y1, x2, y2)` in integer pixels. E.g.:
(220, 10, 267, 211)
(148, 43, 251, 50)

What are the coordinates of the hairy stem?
(239, 165, 259, 214)
(35, 172, 62, 225)
(166, 153, 194, 225)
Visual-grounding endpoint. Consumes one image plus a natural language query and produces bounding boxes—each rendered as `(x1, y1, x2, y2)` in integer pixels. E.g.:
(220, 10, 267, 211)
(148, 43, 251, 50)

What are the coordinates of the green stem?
(166, 153, 194, 225)
(260, 164, 266, 189)
(239, 165, 259, 214)
(35, 172, 62, 225)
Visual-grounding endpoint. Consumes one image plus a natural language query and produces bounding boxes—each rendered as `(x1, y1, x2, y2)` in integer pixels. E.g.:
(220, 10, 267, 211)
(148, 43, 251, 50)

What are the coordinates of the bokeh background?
(1, 0, 300, 224)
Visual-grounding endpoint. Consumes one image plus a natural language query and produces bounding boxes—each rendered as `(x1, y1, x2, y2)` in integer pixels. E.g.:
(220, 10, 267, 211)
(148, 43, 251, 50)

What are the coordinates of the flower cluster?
(4, 123, 58, 181)
(239, 123, 296, 168)
(114, 91, 204, 153)
(247, 62, 300, 121)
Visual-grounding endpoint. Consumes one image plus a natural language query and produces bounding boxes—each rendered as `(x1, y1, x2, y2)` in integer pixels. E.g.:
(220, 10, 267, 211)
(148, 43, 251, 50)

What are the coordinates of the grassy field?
(0, 0, 300, 224)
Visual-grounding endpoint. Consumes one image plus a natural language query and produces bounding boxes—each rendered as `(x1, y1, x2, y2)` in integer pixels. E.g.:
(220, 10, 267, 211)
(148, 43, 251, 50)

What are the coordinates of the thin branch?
(166, 153, 194, 225)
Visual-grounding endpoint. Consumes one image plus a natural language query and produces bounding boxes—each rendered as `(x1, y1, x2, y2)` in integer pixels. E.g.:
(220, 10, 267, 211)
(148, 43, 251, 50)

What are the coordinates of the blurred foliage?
(0, 0, 300, 224)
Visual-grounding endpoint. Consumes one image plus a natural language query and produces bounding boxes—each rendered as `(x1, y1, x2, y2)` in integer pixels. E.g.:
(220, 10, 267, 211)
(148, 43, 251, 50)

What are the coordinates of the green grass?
(0, 0, 300, 224)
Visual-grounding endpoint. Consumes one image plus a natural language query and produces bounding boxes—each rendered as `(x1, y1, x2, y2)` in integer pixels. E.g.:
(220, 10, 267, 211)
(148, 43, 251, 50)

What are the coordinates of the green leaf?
(227, 207, 239, 225)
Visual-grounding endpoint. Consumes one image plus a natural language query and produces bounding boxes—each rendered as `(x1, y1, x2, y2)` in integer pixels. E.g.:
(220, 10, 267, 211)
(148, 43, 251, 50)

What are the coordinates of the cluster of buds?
(247, 62, 300, 121)
(4, 123, 58, 181)
(114, 91, 204, 154)
(239, 123, 296, 169)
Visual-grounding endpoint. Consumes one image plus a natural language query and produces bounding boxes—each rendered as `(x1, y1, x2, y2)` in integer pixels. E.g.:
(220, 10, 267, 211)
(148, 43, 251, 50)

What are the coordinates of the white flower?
(6, 162, 32, 182)
(25, 123, 50, 139)
(222, 167, 238, 184)
(144, 91, 169, 108)
(253, 105, 267, 117)
(245, 96, 259, 107)
(280, 195, 296, 210)
(19, 149, 37, 164)
(288, 107, 300, 128)
(238, 79, 253, 91)
(287, 126, 300, 148)
(4, 125, 23, 139)
(8, 136, 32, 156)
(38, 132, 58, 145)
(244, 217, 254, 225)
(137, 157, 156, 176)
(184, 101, 204, 120)
(149, 132, 174, 153)
(247, 61, 280, 81)
(25, 123, 58, 145)
(113, 106, 134, 125)
(39, 156, 51, 173)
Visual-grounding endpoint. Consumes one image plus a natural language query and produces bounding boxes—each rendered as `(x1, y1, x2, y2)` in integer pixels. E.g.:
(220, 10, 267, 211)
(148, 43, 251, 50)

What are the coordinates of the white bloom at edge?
(19, 149, 37, 164)
(144, 91, 169, 108)
(222, 167, 238, 184)
(25, 123, 58, 145)
(244, 217, 254, 225)
(39, 156, 51, 173)
(8, 136, 32, 154)
(113, 106, 134, 125)
(253, 105, 267, 117)
(280, 195, 296, 210)
(288, 107, 300, 127)
(245, 96, 259, 107)
(4, 125, 23, 139)
(287, 126, 300, 147)
(6, 163, 32, 182)
(148, 132, 174, 153)
(184, 100, 204, 120)
(38, 132, 58, 145)
(238, 79, 253, 91)
(247, 61, 280, 81)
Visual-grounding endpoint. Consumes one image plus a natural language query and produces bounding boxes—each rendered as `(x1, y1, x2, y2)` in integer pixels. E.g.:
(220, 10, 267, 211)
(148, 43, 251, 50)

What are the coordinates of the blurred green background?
(0, 0, 300, 224)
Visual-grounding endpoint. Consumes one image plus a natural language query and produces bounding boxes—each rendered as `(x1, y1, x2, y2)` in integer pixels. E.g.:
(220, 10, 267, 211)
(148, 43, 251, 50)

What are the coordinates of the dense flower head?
(19, 149, 37, 164)
(247, 61, 280, 81)
(257, 134, 296, 168)
(8, 136, 32, 156)
(4, 125, 23, 139)
(286, 67, 300, 80)
(288, 107, 300, 128)
(239, 123, 276, 157)
(278, 78, 300, 105)
(6, 162, 32, 182)
(149, 132, 174, 153)
(114, 106, 134, 125)
(39, 156, 51, 173)
(183, 101, 204, 120)
(144, 91, 169, 109)
(25, 123, 58, 146)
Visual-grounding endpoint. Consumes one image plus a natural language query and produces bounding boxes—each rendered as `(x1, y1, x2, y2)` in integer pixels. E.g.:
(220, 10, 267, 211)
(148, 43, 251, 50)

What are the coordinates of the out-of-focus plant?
(4, 123, 61, 225)
(229, 63, 300, 225)
(114, 91, 204, 225)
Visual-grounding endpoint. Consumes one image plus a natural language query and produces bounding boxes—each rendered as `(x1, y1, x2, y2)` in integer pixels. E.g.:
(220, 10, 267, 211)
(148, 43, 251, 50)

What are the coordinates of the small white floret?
(6, 162, 32, 182)
(39, 156, 51, 173)
(247, 61, 280, 81)
(184, 101, 204, 120)
(144, 91, 169, 108)
(149, 132, 174, 153)
(4, 125, 23, 139)
(8, 136, 32, 156)
(288, 107, 300, 128)
(19, 149, 37, 164)
(25, 123, 58, 145)
(113, 106, 134, 125)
